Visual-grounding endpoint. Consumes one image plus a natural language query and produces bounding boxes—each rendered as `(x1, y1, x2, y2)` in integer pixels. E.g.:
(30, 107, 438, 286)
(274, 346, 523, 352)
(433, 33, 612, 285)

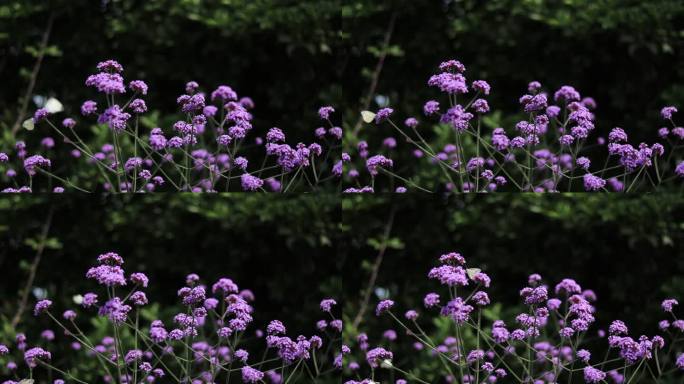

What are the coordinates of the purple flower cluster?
(344, 58, 684, 192)
(5, 59, 342, 193)
(13, 250, 341, 383)
(343, 251, 684, 383)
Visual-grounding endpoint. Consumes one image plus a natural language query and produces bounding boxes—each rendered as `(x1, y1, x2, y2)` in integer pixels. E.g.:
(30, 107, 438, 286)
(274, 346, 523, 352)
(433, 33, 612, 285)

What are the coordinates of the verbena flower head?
(34, 299, 52, 316)
(344, 250, 684, 383)
(24, 347, 51, 368)
(9, 58, 342, 193)
(366, 347, 393, 368)
(376, 300, 395, 316)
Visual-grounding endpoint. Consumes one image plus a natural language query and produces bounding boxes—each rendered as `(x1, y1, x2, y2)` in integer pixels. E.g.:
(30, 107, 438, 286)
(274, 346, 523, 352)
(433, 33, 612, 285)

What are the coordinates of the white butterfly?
(24, 96, 63, 130)
(32, 95, 63, 113)
(361, 110, 376, 124)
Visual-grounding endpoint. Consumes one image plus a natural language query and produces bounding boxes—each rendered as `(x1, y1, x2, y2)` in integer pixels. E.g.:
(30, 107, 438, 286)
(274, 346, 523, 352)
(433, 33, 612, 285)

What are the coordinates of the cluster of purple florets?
(342, 251, 684, 383)
(344, 58, 684, 193)
(1, 59, 342, 193)
(0, 251, 341, 383)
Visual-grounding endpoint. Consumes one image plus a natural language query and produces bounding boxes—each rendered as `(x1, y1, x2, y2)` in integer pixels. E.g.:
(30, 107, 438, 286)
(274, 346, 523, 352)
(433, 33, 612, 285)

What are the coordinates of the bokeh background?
(0, 194, 341, 351)
(342, 194, 684, 369)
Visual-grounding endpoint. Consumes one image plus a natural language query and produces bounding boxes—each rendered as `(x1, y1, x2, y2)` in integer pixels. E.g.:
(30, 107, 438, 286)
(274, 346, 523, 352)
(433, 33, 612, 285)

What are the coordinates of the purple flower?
(211, 85, 238, 103)
(472, 98, 490, 113)
(608, 127, 628, 143)
(129, 98, 147, 114)
(557, 327, 574, 339)
(86, 264, 126, 287)
(185, 81, 199, 94)
(662, 299, 679, 312)
(0, 345, 8, 355)
(99, 297, 131, 324)
(676, 162, 684, 178)
(40, 137, 55, 149)
(424, 293, 440, 308)
(124, 349, 143, 364)
(609, 320, 628, 336)
(423, 100, 440, 115)
(34, 108, 50, 122)
(441, 105, 473, 132)
(318, 106, 335, 120)
(528, 81, 542, 93)
(267, 320, 286, 335)
(472, 80, 491, 95)
(86, 72, 126, 94)
(559, 134, 574, 146)
(375, 108, 394, 123)
(234, 349, 249, 363)
(98, 105, 131, 132)
(81, 100, 97, 116)
(439, 59, 466, 73)
(405, 310, 418, 320)
(661, 106, 678, 120)
(366, 155, 393, 177)
(376, 300, 394, 316)
(63, 310, 77, 321)
(240, 173, 263, 191)
(130, 291, 148, 306)
(677, 353, 684, 370)
(266, 127, 286, 143)
(546, 105, 561, 118)
(472, 291, 490, 306)
(466, 349, 484, 363)
(24, 155, 51, 176)
(583, 174, 606, 191)
(492, 326, 509, 343)
(320, 298, 337, 312)
(578, 349, 592, 363)
(180, 94, 205, 113)
(96, 59, 124, 73)
(520, 286, 548, 305)
(328, 126, 343, 140)
(429, 72, 468, 94)
(576, 157, 591, 170)
(129, 80, 148, 95)
(522, 94, 547, 112)
(441, 297, 473, 324)
(583, 366, 606, 383)
(554, 86, 580, 103)
(366, 347, 393, 368)
(82, 292, 98, 307)
(429, 265, 468, 286)
(130, 272, 149, 287)
(24, 347, 51, 368)
(34, 300, 52, 316)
